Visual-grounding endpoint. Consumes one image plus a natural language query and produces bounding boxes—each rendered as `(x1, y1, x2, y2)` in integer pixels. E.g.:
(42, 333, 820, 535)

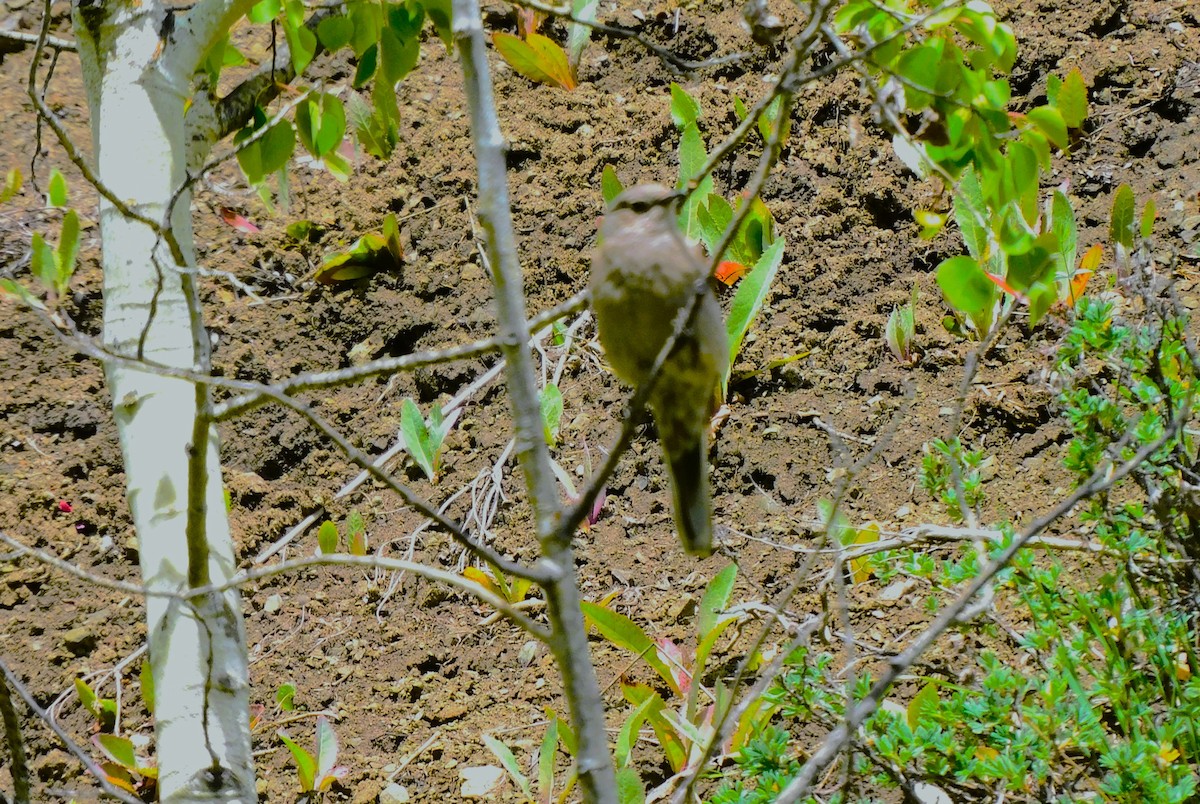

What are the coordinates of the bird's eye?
(628, 201, 653, 213)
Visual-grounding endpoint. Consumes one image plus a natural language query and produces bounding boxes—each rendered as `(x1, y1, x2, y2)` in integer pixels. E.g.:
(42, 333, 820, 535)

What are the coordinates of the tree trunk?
(71, 2, 255, 799)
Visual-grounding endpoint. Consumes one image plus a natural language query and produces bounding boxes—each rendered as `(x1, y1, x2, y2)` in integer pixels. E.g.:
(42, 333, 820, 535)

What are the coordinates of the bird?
(589, 183, 728, 556)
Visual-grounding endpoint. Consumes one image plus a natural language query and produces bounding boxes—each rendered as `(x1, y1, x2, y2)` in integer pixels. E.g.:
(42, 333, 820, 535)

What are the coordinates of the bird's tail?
(663, 438, 715, 557)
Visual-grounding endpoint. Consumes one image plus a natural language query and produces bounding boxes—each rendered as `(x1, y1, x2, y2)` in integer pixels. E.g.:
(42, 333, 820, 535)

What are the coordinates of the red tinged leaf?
(656, 637, 692, 694)
(1069, 244, 1101, 306)
(714, 260, 748, 286)
(985, 271, 1028, 304)
(57, 499, 73, 513)
(219, 207, 261, 233)
(516, 7, 541, 37)
(588, 486, 606, 527)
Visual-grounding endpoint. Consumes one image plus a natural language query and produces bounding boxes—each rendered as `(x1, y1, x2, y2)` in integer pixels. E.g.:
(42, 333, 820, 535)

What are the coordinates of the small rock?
(263, 594, 282, 614)
(459, 765, 504, 798)
(428, 701, 468, 723)
(62, 625, 98, 656)
(379, 782, 410, 803)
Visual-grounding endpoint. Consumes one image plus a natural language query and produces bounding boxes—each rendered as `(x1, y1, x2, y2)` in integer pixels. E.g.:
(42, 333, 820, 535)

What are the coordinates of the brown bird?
(589, 184, 728, 556)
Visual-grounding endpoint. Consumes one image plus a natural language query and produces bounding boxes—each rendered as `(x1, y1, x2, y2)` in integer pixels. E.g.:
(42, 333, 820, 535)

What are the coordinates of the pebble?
(459, 765, 505, 798)
(62, 625, 97, 656)
(379, 783, 410, 803)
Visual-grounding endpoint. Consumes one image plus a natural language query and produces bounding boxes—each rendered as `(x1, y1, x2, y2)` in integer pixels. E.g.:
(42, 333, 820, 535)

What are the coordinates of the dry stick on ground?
(773, 404, 1192, 803)
(0, 657, 143, 804)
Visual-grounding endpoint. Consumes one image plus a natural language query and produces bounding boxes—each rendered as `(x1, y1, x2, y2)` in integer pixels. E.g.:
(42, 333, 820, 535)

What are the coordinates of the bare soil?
(1, 0, 1198, 800)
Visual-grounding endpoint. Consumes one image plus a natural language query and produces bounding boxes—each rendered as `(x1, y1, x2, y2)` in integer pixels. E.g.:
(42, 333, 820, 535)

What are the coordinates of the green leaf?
(139, 659, 155, 716)
(936, 255, 996, 333)
(95, 734, 137, 770)
(615, 693, 658, 768)
(906, 682, 939, 728)
(349, 2, 383, 55)
(601, 164, 623, 204)
(1026, 106, 1067, 151)
(725, 237, 785, 394)
(732, 95, 748, 121)
(346, 510, 367, 556)
(354, 43, 379, 86)
(693, 611, 738, 682)
(695, 193, 729, 257)
(314, 716, 340, 785)
(621, 684, 686, 772)
(276, 682, 296, 711)
(261, 122, 296, 175)
(615, 766, 646, 804)
(55, 209, 80, 296)
(669, 83, 700, 129)
(953, 166, 989, 261)
(420, 0, 454, 50)
(492, 31, 576, 90)
(401, 398, 436, 480)
(30, 232, 56, 293)
(0, 278, 45, 309)
(74, 677, 99, 717)
(278, 731, 317, 791)
(567, 0, 597, 69)
(284, 20, 317, 74)
(315, 216, 402, 284)
(0, 167, 21, 203)
(698, 563, 737, 636)
(1057, 67, 1088, 129)
(1027, 281, 1056, 329)
(318, 521, 339, 554)
(540, 383, 563, 447)
(1051, 190, 1077, 282)
(580, 600, 680, 695)
(317, 15, 354, 50)
(1007, 233, 1057, 292)
(757, 94, 791, 146)
(677, 123, 705, 183)
(1139, 197, 1156, 239)
(1046, 73, 1062, 106)
(1110, 184, 1135, 252)
(547, 706, 576, 757)
(248, 0, 281, 23)
(482, 734, 532, 797)
(323, 150, 353, 182)
(380, 3, 423, 83)
(537, 717, 558, 796)
(677, 127, 712, 243)
(47, 169, 68, 207)
(896, 44, 940, 108)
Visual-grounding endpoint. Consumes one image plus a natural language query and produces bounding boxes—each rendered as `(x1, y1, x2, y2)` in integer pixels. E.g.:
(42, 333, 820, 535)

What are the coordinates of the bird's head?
(607, 184, 683, 218)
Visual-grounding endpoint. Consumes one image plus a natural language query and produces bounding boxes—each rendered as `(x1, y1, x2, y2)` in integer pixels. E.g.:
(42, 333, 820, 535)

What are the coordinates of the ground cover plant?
(0, 0, 1198, 800)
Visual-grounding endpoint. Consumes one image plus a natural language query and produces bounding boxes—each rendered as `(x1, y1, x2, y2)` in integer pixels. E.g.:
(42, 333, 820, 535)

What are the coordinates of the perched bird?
(589, 184, 728, 556)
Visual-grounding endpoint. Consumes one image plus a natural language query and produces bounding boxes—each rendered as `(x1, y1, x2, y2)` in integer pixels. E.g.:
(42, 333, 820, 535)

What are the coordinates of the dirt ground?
(1, 0, 1198, 800)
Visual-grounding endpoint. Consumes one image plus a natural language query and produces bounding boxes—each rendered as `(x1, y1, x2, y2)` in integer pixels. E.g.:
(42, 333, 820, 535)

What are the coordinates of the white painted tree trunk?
(72, 2, 255, 799)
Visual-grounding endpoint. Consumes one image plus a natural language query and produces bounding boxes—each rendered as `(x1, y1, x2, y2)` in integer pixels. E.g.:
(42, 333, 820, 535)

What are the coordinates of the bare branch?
(0, 28, 76, 51)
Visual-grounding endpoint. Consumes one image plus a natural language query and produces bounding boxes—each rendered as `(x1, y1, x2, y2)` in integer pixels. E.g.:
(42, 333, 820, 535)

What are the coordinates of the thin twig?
(773, 402, 1192, 802)
(0, 657, 144, 804)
